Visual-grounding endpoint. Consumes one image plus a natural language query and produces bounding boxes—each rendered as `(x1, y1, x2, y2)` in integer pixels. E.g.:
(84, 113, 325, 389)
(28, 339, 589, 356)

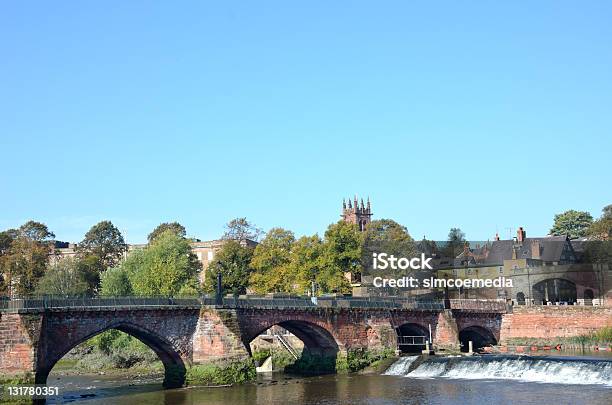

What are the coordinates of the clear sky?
(1, 1, 611, 244)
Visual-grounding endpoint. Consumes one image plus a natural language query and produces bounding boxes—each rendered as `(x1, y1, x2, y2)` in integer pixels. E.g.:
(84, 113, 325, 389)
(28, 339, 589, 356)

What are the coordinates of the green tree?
(363, 219, 413, 244)
(19, 221, 55, 242)
(100, 266, 133, 296)
(35, 258, 89, 296)
(362, 219, 417, 278)
(318, 221, 362, 294)
(204, 240, 254, 295)
(444, 227, 466, 258)
(0, 221, 55, 296)
(588, 205, 612, 241)
(126, 230, 200, 296)
(550, 210, 594, 239)
(148, 222, 187, 243)
(288, 235, 325, 294)
(222, 218, 263, 241)
(77, 254, 106, 294)
(78, 221, 127, 269)
(249, 228, 295, 293)
(0, 229, 18, 294)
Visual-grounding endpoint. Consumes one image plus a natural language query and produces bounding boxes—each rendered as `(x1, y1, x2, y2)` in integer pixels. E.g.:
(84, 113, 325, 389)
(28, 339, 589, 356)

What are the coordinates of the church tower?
(341, 196, 372, 231)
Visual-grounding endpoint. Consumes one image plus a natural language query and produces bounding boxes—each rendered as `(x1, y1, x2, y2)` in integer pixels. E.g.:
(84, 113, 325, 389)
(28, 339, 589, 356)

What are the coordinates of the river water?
(47, 354, 612, 405)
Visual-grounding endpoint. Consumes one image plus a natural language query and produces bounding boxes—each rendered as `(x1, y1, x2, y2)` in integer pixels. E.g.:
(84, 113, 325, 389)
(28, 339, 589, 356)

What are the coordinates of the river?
(46, 354, 612, 405)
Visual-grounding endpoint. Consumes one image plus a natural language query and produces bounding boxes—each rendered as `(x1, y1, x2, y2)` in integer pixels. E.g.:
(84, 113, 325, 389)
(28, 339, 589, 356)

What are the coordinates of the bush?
(186, 359, 256, 386)
(251, 349, 271, 365)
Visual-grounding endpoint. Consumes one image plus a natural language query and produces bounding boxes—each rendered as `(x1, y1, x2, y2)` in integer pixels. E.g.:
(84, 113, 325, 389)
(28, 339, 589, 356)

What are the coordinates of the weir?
(384, 355, 612, 386)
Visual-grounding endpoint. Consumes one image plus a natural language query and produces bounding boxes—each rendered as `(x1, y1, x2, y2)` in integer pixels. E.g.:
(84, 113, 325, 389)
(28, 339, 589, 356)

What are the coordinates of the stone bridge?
(0, 297, 507, 387)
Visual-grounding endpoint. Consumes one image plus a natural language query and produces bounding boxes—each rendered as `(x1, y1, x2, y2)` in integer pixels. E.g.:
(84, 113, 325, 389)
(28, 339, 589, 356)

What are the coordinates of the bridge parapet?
(449, 299, 508, 313)
(1, 296, 507, 313)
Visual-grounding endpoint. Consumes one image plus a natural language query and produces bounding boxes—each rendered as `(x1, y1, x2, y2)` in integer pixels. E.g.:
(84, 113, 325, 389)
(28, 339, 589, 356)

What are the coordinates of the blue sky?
(1, 1, 611, 244)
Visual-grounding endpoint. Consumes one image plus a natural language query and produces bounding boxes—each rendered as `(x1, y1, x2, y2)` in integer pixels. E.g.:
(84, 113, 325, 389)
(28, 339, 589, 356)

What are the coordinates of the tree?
(76, 254, 106, 294)
(318, 221, 362, 294)
(19, 221, 55, 242)
(148, 222, 187, 243)
(125, 230, 200, 296)
(204, 240, 254, 295)
(35, 258, 89, 296)
(587, 205, 612, 241)
(444, 227, 466, 258)
(550, 210, 594, 239)
(287, 235, 325, 294)
(0, 229, 17, 294)
(249, 228, 295, 293)
(0, 221, 55, 296)
(100, 266, 133, 296)
(78, 221, 127, 269)
(363, 219, 413, 244)
(222, 218, 263, 241)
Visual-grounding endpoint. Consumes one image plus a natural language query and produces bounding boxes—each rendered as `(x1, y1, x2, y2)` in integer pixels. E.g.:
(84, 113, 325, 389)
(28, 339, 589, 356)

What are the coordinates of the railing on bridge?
(448, 299, 507, 312)
(397, 335, 428, 346)
(0, 296, 201, 312)
(0, 296, 507, 313)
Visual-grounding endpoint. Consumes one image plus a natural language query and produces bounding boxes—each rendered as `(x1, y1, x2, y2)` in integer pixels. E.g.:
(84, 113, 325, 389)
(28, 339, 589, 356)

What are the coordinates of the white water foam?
(383, 356, 420, 376)
(386, 356, 612, 386)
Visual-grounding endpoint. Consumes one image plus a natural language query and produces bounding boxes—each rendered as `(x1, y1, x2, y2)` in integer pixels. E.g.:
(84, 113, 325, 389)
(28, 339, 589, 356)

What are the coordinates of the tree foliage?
(363, 219, 413, 244)
(109, 230, 200, 296)
(249, 228, 295, 293)
(222, 218, 263, 241)
(587, 205, 612, 241)
(204, 240, 254, 295)
(100, 266, 133, 296)
(0, 221, 54, 296)
(148, 222, 186, 243)
(444, 227, 466, 257)
(78, 221, 127, 269)
(35, 258, 89, 296)
(318, 221, 362, 293)
(550, 210, 594, 239)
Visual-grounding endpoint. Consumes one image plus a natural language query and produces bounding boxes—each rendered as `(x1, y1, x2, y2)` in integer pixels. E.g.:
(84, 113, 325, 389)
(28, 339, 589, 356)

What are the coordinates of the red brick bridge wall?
(500, 305, 612, 343)
(0, 308, 199, 387)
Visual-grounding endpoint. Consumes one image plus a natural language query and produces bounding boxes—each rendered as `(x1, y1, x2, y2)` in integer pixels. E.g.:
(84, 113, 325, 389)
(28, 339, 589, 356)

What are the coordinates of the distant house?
(483, 228, 578, 267)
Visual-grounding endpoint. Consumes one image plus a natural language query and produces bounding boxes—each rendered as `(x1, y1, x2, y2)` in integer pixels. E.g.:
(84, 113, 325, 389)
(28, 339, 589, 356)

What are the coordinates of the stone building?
(341, 196, 372, 231)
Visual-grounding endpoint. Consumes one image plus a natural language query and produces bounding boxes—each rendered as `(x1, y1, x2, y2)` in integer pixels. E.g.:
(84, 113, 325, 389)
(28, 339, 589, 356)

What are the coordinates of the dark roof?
(484, 236, 574, 265)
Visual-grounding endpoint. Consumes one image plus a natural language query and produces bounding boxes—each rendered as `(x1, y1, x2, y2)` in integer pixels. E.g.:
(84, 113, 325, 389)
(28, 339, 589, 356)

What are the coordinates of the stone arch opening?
(37, 323, 187, 388)
(247, 320, 339, 374)
(532, 278, 577, 304)
(396, 323, 429, 353)
(459, 326, 497, 352)
(516, 292, 526, 305)
(584, 289, 594, 300)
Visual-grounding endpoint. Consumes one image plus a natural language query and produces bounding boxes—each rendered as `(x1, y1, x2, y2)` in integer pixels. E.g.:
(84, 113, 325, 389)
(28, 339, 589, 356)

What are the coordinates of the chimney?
(495, 232, 500, 241)
(531, 240, 541, 259)
(517, 227, 526, 243)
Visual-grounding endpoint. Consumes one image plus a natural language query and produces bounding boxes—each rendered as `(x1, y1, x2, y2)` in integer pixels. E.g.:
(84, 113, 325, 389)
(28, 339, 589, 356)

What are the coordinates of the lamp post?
(215, 261, 223, 306)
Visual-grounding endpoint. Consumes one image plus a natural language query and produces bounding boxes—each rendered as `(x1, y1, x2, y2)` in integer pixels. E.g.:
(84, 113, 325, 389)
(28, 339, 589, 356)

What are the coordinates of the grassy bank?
(504, 326, 612, 347)
(53, 330, 163, 375)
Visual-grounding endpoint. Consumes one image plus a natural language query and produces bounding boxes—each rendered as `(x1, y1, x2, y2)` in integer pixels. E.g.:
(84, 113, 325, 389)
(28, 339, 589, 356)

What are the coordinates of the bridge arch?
(395, 322, 429, 353)
(532, 278, 577, 304)
(36, 322, 187, 388)
(247, 319, 339, 356)
(458, 325, 497, 352)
